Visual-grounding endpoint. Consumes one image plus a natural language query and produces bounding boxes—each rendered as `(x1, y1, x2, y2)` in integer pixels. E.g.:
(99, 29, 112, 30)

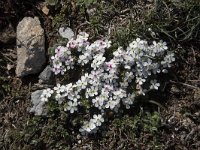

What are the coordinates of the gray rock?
(30, 90, 45, 116)
(16, 17, 46, 77)
(58, 27, 74, 39)
(39, 65, 53, 84)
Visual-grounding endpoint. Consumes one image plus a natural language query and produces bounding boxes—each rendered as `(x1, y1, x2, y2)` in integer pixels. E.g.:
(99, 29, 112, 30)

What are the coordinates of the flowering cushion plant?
(41, 32, 175, 134)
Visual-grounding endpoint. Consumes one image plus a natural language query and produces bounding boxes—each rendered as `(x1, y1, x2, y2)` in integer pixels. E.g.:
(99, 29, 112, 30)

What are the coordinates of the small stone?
(59, 27, 74, 39)
(42, 5, 49, 15)
(29, 90, 45, 116)
(39, 65, 53, 84)
(16, 17, 46, 77)
(7, 64, 14, 71)
(78, 140, 82, 144)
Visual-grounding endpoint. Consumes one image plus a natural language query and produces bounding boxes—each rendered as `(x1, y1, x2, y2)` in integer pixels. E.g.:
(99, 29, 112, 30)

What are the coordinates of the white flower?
(44, 32, 175, 134)
(55, 93, 65, 104)
(76, 75, 88, 89)
(91, 114, 104, 126)
(122, 93, 135, 109)
(54, 83, 65, 93)
(161, 52, 175, 68)
(153, 40, 168, 54)
(77, 32, 89, 41)
(87, 121, 96, 131)
(92, 95, 106, 108)
(136, 77, 146, 85)
(120, 81, 129, 88)
(55, 93, 62, 100)
(104, 39, 112, 48)
(124, 71, 134, 82)
(88, 70, 103, 85)
(91, 54, 106, 70)
(85, 86, 98, 98)
(55, 46, 66, 56)
(52, 59, 62, 69)
(67, 39, 77, 49)
(62, 83, 73, 96)
(67, 91, 80, 102)
(162, 69, 168, 73)
(113, 89, 126, 100)
(40, 88, 54, 102)
(78, 54, 88, 65)
(129, 38, 146, 49)
(151, 63, 160, 74)
(64, 55, 74, 70)
(137, 87, 146, 95)
(105, 60, 118, 73)
(113, 47, 123, 57)
(65, 101, 78, 113)
(40, 96, 48, 102)
(105, 98, 119, 110)
(150, 80, 160, 90)
(44, 88, 53, 97)
(80, 120, 96, 133)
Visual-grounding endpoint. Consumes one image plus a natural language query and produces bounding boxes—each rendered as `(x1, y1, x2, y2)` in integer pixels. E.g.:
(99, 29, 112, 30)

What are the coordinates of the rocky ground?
(0, 0, 199, 150)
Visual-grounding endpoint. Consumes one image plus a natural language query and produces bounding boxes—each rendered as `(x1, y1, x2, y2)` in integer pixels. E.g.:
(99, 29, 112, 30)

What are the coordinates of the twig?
(0, 51, 15, 64)
(149, 100, 166, 109)
(75, 21, 91, 36)
(120, 8, 130, 14)
(169, 80, 199, 89)
(185, 127, 198, 141)
(188, 80, 200, 82)
(192, 46, 197, 64)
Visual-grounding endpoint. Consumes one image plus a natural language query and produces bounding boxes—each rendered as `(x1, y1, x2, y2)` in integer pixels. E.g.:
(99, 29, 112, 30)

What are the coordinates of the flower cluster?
(41, 32, 175, 134)
(79, 114, 104, 134)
